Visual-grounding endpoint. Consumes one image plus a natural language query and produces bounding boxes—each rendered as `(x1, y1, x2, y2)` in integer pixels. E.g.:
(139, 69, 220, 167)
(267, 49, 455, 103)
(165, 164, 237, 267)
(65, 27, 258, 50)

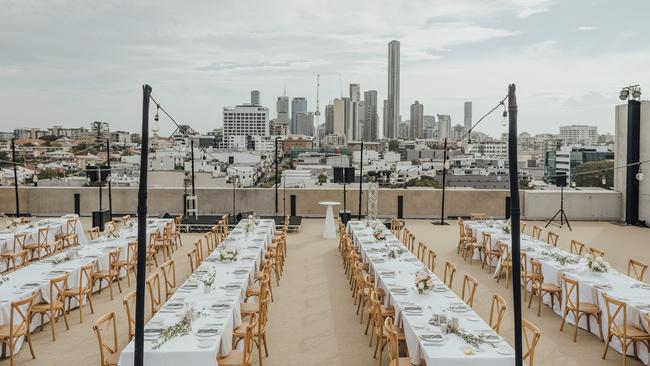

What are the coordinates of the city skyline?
(1, 0, 649, 136)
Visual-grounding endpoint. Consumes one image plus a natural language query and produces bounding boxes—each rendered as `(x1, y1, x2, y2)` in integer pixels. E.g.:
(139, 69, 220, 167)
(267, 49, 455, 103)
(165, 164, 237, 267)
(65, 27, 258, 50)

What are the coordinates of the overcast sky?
(1, 0, 649, 136)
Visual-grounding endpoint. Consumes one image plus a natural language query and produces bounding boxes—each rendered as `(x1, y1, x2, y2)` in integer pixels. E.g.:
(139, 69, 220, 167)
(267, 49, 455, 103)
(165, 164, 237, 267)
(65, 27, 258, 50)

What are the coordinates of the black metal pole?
(358, 141, 364, 220)
(106, 138, 112, 217)
(625, 99, 641, 225)
(11, 138, 20, 217)
(232, 178, 236, 216)
(98, 165, 102, 210)
(275, 138, 279, 215)
(134, 84, 152, 366)
(190, 138, 196, 197)
(440, 138, 448, 224)
(507, 83, 523, 366)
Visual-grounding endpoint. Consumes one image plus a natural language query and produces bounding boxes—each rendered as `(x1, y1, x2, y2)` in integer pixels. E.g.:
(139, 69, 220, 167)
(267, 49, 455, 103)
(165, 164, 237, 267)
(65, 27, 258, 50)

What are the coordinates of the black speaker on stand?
(545, 172, 572, 230)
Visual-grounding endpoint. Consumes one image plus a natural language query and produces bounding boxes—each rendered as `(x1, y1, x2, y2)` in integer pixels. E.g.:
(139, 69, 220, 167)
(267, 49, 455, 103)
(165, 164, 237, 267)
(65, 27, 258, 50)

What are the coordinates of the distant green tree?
(40, 135, 60, 142)
(37, 168, 65, 180)
(575, 160, 614, 187)
(72, 143, 88, 153)
(317, 172, 328, 185)
(404, 175, 442, 189)
(388, 139, 400, 152)
(0, 151, 8, 167)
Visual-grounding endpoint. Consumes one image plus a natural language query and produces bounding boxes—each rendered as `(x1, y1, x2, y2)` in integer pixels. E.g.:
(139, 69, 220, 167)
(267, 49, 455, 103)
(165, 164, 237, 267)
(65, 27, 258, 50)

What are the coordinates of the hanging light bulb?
(637, 168, 645, 181)
(501, 109, 508, 126)
(154, 105, 160, 122)
(496, 175, 502, 182)
(601, 176, 607, 186)
(571, 180, 577, 188)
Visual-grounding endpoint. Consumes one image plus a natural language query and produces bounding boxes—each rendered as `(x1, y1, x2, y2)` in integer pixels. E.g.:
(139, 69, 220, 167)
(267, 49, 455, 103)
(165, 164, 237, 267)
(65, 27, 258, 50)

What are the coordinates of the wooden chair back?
(628, 259, 648, 281)
(561, 273, 580, 311)
(187, 248, 198, 271)
(531, 225, 542, 240)
(160, 259, 176, 300)
(601, 292, 629, 338)
(522, 319, 541, 366)
(37, 227, 49, 246)
(530, 259, 544, 285)
(65, 218, 78, 236)
(194, 238, 204, 262)
(547, 231, 559, 246)
(384, 316, 400, 363)
(570, 240, 585, 255)
(241, 313, 258, 365)
(520, 222, 527, 234)
(145, 271, 162, 315)
(498, 242, 510, 263)
(470, 213, 486, 220)
(89, 227, 100, 240)
(92, 312, 119, 366)
(8, 293, 36, 338)
(489, 294, 507, 333)
(427, 249, 437, 272)
(417, 241, 427, 261)
(47, 273, 69, 309)
(461, 273, 478, 307)
(589, 247, 605, 258)
(443, 261, 456, 289)
(12, 232, 27, 253)
(123, 291, 136, 341)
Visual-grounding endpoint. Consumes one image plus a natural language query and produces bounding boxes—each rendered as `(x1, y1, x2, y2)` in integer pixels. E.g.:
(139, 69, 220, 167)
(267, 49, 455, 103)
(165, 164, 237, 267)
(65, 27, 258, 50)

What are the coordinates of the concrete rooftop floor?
(3, 217, 649, 366)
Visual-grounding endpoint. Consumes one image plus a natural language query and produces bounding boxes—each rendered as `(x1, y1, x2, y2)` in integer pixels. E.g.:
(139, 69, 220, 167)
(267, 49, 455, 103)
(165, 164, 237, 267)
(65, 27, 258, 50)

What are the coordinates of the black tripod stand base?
(545, 209, 572, 231)
(431, 221, 450, 226)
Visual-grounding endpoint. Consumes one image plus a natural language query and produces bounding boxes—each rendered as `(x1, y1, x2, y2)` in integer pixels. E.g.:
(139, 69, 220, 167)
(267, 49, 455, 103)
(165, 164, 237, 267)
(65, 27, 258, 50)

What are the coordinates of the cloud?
(577, 26, 599, 31)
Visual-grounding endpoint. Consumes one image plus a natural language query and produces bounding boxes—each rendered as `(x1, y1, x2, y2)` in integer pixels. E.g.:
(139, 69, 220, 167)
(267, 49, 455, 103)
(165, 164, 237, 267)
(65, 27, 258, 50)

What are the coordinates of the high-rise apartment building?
(251, 90, 260, 105)
(324, 104, 334, 135)
(383, 100, 390, 138)
(291, 97, 307, 134)
(423, 115, 436, 139)
(333, 98, 345, 136)
(386, 40, 400, 139)
(295, 112, 315, 136)
(409, 101, 424, 139)
(437, 114, 451, 140)
(559, 125, 598, 145)
(223, 105, 269, 148)
(464, 101, 472, 133)
(276, 96, 289, 122)
(363, 90, 378, 142)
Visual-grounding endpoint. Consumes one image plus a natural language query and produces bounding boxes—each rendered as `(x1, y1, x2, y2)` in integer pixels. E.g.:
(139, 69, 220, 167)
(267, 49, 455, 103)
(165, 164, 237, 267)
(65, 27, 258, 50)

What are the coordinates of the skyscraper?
(276, 96, 289, 122)
(348, 83, 361, 140)
(387, 40, 400, 139)
(324, 103, 334, 135)
(437, 114, 451, 139)
(383, 99, 390, 138)
(363, 90, 378, 142)
(464, 101, 472, 134)
(291, 97, 307, 134)
(251, 90, 260, 105)
(223, 104, 269, 148)
(295, 112, 315, 136)
(333, 98, 345, 136)
(410, 101, 424, 139)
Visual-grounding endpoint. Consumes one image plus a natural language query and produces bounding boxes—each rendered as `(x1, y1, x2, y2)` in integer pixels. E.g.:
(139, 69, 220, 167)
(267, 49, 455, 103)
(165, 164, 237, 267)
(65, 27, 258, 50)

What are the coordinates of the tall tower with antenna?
(315, 74, 321, 130)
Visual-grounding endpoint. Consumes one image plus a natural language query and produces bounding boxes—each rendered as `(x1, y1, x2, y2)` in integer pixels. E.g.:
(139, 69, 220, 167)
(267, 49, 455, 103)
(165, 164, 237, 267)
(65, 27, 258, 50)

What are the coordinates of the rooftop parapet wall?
(0, 187, 621, 221)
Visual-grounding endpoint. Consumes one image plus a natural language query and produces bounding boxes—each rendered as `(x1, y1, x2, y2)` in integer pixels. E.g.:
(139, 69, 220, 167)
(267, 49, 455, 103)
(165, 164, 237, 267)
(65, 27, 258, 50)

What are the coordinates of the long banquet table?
(0, 217, 171, 355)
(466, 220, 650, 365)
(348, 220, 515, 366)
(118, 219, 275, 366)
(0, 214, 87, 272)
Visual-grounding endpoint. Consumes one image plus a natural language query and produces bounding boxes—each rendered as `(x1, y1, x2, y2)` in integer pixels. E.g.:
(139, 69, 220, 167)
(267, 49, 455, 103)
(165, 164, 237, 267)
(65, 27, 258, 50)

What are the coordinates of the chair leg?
(573, 313, 579, 342)
(50, 311, 56, 341)
(560, 309, 568, 332)
(537, 292, 543, 317)
(61, 307, 70, 330)
(107, 278, 114, 301)
(602, 334, 612, 359)
(87, 293, 95, 314)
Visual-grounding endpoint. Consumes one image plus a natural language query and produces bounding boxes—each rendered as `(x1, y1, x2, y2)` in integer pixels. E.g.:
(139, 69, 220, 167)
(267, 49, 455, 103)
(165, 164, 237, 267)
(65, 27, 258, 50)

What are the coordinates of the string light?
(637, 168, 645, 181)
(501, 107, 508, 127)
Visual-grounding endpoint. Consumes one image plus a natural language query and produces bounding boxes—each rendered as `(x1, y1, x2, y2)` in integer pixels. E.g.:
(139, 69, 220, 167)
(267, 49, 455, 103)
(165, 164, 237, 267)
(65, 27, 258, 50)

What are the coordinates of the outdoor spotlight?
(601, 176, 607, 185)
(501, 110, 508, 126)
(637, 169, 645, 181)
(496, 175, 502, 182)
(444, 161, 450, 170)
(528, 181, 534, 188)
(619, 89, 629, 100)
(632, 88, 642, 99)
(571, 180, 577, 188)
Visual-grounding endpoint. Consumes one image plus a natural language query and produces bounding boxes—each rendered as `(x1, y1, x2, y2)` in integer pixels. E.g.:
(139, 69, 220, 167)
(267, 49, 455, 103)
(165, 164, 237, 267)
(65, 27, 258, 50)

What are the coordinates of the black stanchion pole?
(433, 138, 448, 225)
(507, 83, 523, 366)
(134, 84, 152, 366)
(98, 165, 102, 210)
(106, 138, 112, 217)
(275, 138, 279, 215)
(11, 138, 20, 217)
(190, 138, 196, 197)
(358, 141, 364, 220)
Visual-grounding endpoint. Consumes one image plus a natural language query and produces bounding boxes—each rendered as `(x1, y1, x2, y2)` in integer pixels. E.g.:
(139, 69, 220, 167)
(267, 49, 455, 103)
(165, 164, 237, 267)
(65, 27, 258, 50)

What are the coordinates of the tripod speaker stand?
(545, 172, 572, 231)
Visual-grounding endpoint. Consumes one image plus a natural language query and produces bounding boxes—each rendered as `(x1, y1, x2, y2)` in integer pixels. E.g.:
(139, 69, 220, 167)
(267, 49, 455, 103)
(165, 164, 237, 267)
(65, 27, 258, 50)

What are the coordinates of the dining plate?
(419, 333, 445, 343)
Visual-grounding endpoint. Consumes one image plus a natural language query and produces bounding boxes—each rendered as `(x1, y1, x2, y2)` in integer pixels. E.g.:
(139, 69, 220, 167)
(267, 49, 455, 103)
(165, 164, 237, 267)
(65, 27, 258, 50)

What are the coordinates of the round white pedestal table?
(319, 201, 341, 239)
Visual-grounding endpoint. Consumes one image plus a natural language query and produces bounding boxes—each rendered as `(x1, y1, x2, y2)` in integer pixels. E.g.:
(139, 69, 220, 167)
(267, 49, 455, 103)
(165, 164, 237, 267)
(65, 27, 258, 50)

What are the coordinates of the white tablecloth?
(348, 221, 515, 366)
(465, 221, 650, 365)
(118, 219, 275, 366)
(0, 218, 171, 355)
(0, 215, 87, 272)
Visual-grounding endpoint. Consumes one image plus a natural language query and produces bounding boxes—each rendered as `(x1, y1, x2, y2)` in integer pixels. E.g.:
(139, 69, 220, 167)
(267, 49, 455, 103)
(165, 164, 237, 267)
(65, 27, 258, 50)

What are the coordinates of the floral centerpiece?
(501, 219, 511, 234)
(152, 314, 192, 350)
(217, 244, 239, 262)
(243, 216, 256, 234)
(0, 275, 8, 287)
(373, 226, 386, 241)
(200, 271, 217, 292)
(7, 218, 22, 230)
(586, 254, 608, 273)
(415, 270, 434, 294)
(539, 249, 580, 266)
